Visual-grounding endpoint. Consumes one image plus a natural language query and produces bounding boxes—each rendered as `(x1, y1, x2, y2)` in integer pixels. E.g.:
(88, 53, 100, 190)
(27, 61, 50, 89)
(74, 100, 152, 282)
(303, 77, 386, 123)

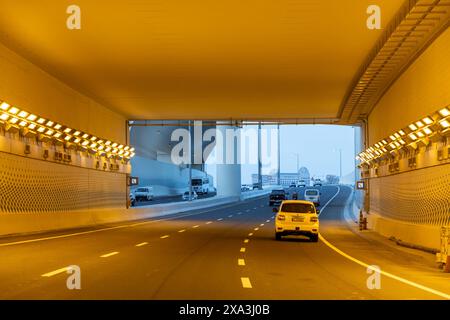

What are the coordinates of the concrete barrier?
(366, 212, 441, 251)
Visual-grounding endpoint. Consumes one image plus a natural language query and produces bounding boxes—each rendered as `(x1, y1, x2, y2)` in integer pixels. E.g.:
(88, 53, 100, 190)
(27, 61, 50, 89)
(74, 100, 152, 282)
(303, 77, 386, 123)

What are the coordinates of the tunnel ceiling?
(0, 0, 420, 123)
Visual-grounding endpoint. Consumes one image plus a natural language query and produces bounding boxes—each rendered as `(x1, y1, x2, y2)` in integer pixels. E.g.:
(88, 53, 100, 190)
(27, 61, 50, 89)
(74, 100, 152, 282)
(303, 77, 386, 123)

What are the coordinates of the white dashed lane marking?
(100, 252, 119, 258)
(136, 242, 148, 247)
(41, 267, 70, 277)
(240, 247, 246, 253)
(241, 277, 252, 289)
(238, 259, 246, 266)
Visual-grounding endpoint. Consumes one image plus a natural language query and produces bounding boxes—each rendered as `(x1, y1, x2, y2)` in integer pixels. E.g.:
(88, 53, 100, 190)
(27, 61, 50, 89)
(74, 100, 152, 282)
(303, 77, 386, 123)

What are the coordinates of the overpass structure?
(0, 0, 449, 299)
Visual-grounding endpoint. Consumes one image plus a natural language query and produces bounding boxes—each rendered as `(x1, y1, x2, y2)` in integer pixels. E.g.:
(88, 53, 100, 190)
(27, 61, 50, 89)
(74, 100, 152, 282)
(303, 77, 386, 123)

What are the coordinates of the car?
(304, 189, 320, 206)
(182, 191, 198, 201)
(134, 186, 154, 201)
(241, 185, 251, 192)
(274, 200, 320, 242)
(129, 193, 136, 207)
(252, 183, 262, 190)
(289, 183, 297, 188)
(298, 180, 307, 187)
(313, 179, 322, 187)
(269, 189, 287, 206)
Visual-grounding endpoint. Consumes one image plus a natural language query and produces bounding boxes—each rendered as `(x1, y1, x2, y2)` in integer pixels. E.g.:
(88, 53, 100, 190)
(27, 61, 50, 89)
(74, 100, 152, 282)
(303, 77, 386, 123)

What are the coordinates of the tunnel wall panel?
(368, 28, 450, 145)
(365, 28, 450, 249)
(0, 43, 126, 144)
(369, 164, 450, 227)
(0, 152, 126, 214)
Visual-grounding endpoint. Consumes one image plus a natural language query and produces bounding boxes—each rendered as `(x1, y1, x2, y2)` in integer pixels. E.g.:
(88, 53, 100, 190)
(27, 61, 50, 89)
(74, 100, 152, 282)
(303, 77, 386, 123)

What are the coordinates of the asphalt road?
(0, 185, 449, 299)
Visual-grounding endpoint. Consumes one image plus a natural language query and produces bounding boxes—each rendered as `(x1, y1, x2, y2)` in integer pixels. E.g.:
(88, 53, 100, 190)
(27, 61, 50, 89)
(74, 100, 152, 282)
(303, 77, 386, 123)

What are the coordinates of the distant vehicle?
(289, 183, 297, 188)
(313, 179, 322, 187)
(269, 189, 287, 206)
(134, 186, 154, 201)
(129, 193, 136, 207)
(241, 185, 251, 192)
(274, 200, 319, 242)
(298, 180, 307, 187)
(182, 191, 198, 201)
(191, 177, 211, 195)
(304, 189, 321, 206)
(253, 182, 262, 190)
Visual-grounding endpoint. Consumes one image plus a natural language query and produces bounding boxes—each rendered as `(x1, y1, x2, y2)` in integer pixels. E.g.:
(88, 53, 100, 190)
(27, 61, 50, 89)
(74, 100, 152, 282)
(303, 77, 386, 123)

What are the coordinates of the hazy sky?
(209, 125, 357, 185)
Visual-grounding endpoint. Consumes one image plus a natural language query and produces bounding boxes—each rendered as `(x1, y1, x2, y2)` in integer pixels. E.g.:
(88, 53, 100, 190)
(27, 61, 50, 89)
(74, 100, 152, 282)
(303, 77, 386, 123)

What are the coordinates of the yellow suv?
(274, 200, 319, 242)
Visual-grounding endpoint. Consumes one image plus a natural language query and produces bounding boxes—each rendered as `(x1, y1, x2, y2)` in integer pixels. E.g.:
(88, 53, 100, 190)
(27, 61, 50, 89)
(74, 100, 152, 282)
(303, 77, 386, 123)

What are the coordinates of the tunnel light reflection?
(0, 98, 135, 160)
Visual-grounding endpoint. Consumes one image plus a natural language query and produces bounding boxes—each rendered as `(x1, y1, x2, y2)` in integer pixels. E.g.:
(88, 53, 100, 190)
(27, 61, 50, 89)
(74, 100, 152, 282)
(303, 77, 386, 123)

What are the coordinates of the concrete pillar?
(216, 124, 241, 197)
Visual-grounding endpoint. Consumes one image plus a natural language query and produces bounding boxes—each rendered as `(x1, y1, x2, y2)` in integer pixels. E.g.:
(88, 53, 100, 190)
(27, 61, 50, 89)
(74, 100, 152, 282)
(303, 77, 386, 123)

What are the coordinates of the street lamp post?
(292, 153, 300, 184)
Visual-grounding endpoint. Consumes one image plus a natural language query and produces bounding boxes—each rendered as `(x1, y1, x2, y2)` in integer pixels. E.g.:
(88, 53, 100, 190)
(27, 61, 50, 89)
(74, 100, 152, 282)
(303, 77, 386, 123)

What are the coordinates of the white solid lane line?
(319, 185, 450, 300)
(241, 277, 252, 289)
(136, 242, 148, 247)
(317, 185, 340, 216)
(41, 267, 70, 277)
(238, 259, 246, 266)
(100, 252, 119, 258)
(320, 234, 450, 300)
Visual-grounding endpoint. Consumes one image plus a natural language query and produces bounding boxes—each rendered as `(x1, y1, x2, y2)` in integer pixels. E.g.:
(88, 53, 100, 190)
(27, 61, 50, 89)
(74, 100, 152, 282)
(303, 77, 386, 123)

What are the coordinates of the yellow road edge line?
(241, 277, 252, 289)
(41, 267, 69, 277)
(319, 234, 450, 300)
(100, 251, 119, 258)
(136, 242, 148, 247)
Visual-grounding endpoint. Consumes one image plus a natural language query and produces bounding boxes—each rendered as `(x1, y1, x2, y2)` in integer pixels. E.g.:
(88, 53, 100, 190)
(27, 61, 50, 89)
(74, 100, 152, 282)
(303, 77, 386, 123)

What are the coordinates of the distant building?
(252, 167, 310, 186)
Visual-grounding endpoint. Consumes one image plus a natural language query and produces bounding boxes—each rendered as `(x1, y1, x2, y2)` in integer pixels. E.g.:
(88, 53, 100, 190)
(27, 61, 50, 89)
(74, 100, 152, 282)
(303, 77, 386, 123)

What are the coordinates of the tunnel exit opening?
(126, 120, 363, 208)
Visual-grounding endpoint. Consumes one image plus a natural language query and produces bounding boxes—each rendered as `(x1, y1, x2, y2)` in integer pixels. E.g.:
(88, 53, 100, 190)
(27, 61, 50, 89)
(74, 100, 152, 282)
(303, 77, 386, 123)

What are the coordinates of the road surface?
(0, 186, 449, 299)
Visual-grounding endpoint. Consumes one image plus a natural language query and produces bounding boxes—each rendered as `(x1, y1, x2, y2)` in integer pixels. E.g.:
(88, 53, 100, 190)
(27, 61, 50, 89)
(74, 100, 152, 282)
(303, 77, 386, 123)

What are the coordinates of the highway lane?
(0, 186, 449, 299)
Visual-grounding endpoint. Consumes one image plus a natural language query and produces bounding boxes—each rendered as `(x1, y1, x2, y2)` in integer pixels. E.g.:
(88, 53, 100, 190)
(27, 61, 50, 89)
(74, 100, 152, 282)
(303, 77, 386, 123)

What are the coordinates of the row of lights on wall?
(357, 106, 450, 164)
(0, 100, 135, 160)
